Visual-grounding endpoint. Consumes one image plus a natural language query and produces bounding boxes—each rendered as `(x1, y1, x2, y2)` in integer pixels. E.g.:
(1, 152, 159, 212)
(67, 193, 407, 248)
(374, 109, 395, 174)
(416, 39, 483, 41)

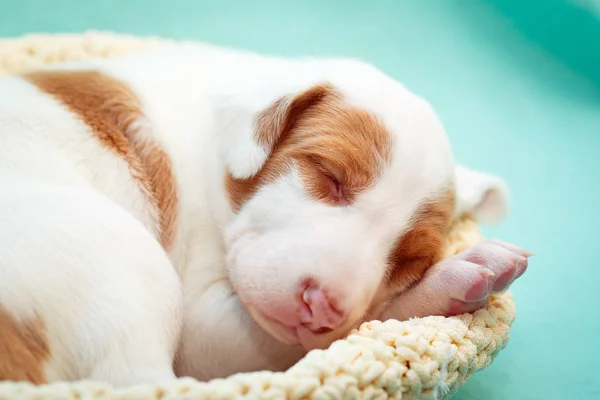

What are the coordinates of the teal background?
(1, 0, 599, 399)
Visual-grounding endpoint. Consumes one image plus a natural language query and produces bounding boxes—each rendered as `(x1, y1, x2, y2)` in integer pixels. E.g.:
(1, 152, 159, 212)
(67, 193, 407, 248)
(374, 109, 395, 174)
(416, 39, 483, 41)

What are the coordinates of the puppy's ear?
(219, 84, 334, 179)
(454, 165, 509, 224)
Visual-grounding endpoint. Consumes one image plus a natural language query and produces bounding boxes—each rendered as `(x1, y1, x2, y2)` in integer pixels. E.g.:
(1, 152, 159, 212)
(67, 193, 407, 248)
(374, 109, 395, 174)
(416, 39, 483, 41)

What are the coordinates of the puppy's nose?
(298, 283, 347, 332)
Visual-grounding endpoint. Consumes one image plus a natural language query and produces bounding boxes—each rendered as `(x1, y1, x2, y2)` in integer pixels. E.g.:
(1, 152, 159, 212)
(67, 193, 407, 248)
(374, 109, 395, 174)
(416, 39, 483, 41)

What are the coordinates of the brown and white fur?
(0, 42, 530, 385)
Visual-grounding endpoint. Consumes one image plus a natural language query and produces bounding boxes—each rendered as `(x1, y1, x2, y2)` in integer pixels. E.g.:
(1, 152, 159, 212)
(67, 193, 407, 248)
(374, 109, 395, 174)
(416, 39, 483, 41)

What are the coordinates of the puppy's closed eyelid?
(323, 174, 343, 198)
(326, 175, 353, 207)
(307, 157, 346, 200)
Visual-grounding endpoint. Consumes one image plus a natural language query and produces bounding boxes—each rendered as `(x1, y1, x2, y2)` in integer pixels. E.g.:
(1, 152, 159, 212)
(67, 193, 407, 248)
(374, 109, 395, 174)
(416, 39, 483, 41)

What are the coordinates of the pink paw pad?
(433, 239, 533, 316)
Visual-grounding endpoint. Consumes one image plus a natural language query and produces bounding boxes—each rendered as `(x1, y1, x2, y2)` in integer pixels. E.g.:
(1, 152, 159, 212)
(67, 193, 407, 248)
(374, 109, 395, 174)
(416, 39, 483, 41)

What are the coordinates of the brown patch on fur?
(387, 189, 456, 291)
(226, 84, 392, 211)
(24, 70, 178, 250)
(0, 305, 50, 384)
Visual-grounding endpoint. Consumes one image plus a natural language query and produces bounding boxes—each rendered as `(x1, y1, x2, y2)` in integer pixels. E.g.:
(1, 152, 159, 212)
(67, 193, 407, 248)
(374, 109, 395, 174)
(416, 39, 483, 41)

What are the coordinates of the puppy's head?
(222, 61, 507, 350)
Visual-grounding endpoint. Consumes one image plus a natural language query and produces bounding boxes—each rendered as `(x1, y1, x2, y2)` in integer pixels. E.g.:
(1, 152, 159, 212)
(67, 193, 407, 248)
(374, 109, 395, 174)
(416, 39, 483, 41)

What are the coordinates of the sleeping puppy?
(0, 42, 531, 386)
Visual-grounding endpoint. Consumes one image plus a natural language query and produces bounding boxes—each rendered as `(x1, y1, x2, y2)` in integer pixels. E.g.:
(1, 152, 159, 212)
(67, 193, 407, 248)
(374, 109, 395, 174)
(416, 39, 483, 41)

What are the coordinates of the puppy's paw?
(431, 239, 532, 315)
(379, 239, 532, 322)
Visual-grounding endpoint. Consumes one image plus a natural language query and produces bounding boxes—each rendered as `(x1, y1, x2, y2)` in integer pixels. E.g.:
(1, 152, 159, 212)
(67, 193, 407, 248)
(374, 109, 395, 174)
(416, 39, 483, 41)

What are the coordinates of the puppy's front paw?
(379, 239, 532, 321)
(430, 239, 532, 315)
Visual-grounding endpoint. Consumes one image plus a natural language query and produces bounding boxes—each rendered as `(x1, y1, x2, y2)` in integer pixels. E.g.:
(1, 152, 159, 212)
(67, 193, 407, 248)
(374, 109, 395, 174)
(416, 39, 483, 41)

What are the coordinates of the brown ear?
(254, 84, 337, 159)
(225, 84, 337, 211)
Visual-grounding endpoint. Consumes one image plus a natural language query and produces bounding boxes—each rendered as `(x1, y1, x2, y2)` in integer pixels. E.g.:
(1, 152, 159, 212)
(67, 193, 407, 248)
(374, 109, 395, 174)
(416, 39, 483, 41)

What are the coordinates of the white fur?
(0, 42, 508, 383)
(454, 165, 509, 223)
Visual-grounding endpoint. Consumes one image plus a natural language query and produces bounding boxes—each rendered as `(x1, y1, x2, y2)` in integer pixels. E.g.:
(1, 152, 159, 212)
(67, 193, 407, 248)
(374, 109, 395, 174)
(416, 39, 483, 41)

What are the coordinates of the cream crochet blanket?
(0, 32, 517, 400)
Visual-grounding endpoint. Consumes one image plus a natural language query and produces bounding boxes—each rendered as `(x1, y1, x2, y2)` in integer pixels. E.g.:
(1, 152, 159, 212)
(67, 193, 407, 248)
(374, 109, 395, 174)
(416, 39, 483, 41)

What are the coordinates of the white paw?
(380, 239, 532, 320)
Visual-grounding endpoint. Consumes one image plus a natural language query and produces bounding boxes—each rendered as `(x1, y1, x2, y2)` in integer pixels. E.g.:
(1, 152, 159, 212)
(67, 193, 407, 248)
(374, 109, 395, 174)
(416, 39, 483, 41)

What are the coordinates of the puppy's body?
(0, 43, 523, 385)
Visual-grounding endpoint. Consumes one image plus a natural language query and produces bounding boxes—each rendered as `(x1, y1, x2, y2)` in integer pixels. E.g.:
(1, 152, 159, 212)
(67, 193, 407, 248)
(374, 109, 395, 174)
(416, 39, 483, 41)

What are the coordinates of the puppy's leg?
(175, 279, 305, 381)
(0, 183, 182, 386)
(379, 239, 532, 321)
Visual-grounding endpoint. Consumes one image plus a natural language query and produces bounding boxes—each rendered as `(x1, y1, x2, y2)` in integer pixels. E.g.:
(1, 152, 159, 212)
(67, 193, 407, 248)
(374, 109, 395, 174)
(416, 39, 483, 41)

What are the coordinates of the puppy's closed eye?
(322, 173, 346, 204)
(310, 160, 350, 206)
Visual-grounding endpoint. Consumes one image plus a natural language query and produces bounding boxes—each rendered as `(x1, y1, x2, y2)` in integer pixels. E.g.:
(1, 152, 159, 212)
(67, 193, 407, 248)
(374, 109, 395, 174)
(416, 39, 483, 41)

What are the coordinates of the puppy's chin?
(296, 326, 351, 351)
(243, 301, 300, 346)
(243, 298, 351, 351)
